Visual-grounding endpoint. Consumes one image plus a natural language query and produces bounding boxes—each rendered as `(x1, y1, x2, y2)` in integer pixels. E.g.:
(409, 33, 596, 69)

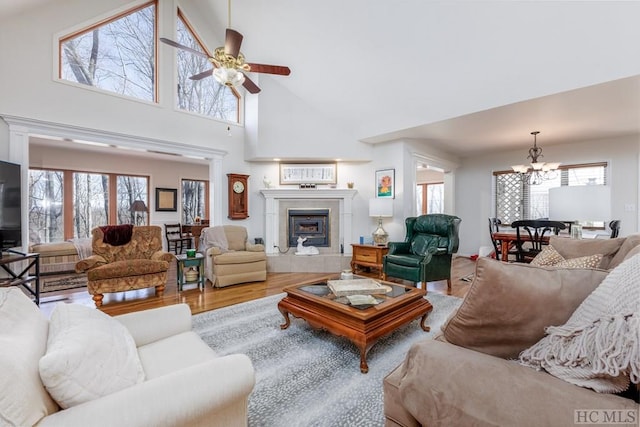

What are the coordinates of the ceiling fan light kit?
(159, 0, 290, 95)
(511, 131, 561, 185)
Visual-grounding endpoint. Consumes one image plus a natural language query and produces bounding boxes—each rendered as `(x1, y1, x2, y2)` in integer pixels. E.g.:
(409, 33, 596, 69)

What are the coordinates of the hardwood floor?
(38, 256, 475, 318)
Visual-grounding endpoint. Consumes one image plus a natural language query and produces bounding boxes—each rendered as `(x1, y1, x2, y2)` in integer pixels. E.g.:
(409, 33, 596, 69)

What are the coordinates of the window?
(59, 2, 157, 102)
(117, 176, 148, 225)
(29, 170, 64, 244)
(176, 10, 239, 122)
(494, 162, 607, 225)
(182, 179, 209, 224)
(417, 183, 444, 215)
(73, 172, 109, 238)
(29, 169, 149, 242)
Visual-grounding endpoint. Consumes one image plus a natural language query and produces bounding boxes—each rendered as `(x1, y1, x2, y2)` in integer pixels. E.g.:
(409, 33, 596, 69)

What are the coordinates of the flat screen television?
(0, 160, 22, 253)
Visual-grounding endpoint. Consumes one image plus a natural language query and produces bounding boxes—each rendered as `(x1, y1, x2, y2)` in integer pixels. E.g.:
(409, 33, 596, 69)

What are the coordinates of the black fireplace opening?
(287, 208, 330, 247)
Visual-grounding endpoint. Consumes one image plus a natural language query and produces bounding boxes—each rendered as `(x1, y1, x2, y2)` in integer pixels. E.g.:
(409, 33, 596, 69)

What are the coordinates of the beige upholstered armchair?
(199, 225, 267, 287)
(75, 225, 175, 307)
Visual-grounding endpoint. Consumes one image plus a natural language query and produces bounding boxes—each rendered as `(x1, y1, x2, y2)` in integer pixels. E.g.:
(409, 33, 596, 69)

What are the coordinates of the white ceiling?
(3, 0, 640, 159)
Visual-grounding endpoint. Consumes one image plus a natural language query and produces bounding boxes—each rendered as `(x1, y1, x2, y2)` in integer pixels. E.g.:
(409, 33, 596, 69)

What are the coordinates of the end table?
(175, 253, 205, 291)
(350, 244, 389, 279)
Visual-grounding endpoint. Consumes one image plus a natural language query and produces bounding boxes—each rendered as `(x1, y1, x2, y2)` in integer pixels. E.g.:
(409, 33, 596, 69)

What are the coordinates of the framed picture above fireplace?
(280, 163, 337, 185)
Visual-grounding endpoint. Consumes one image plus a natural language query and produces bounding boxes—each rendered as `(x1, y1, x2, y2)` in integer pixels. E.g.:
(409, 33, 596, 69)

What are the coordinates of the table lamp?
(549, 185, 611, 238)
(369, 198, 393, 245)
(131, 200, 148, 225)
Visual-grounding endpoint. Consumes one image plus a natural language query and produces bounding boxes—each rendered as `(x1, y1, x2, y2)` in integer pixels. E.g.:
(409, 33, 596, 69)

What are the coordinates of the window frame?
(181, 178, 210, 224)
(493, 162, 608, 229)
(175, 8, 241, 123)
(29, 167, 149, 242)
(417, 182, 444, 215)
(57, 0, 159, 103)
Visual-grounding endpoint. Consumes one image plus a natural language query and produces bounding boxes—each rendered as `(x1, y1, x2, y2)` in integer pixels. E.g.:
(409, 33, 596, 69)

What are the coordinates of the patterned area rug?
(192, 292, 462, 426)
(40, 273, 87, 293)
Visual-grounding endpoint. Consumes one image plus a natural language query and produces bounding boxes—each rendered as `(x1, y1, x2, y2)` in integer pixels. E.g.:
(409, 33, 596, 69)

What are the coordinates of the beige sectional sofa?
(384, 235, 640, 427)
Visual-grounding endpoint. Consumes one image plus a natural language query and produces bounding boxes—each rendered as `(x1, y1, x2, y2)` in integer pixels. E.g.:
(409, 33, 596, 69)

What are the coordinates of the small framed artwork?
(155, 188, 177, 212)
(280, 163, 337, 185)
(375, 169, 395, 198)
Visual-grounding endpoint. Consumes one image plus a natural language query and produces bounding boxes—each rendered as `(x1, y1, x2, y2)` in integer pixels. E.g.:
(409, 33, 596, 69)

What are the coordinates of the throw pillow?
(555, 253, 603, 269)
(0, 289, 58, 426)
(441, 257, 609, 359)
(39, 303, 145, 409)
(548, 236, 624, 269)
(530, 245, 565, 266)
(520, 253, 640, 393)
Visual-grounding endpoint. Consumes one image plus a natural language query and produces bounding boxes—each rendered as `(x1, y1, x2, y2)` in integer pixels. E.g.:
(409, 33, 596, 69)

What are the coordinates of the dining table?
(491, 231, 552, 262)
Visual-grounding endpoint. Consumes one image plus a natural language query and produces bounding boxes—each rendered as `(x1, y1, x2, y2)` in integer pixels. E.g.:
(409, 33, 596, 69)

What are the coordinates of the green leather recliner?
(382, 214, 461, 292)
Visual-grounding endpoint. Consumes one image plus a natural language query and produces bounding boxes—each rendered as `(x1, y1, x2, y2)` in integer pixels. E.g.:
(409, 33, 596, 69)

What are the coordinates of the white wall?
(455, 134, 640, 256)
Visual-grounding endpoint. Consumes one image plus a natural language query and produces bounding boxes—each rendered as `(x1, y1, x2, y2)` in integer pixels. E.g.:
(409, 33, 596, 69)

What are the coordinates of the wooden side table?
(175, 253, 205, 291)
(350, 244, 389, 279)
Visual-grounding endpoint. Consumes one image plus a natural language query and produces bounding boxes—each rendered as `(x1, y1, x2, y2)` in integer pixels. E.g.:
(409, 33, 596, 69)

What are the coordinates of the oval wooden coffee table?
(278, 275, 432, 373)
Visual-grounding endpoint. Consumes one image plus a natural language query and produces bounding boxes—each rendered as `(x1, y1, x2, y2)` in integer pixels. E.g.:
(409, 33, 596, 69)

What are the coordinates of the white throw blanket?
(68, 237, 93, 260)
(519, 252, 640, 393)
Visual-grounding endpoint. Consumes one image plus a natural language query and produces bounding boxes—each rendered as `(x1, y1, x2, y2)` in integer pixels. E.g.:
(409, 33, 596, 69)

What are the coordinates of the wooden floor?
(38, 256, 476, 318)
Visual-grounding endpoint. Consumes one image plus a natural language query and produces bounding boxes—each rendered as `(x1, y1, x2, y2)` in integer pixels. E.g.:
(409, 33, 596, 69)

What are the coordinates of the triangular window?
(59, 1, 157, 102)
(176, 10, 239, 122)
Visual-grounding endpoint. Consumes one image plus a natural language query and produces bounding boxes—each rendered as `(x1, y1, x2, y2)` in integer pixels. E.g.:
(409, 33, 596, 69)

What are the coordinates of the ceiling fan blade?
(189, 69, 214, 81)
(246, 63, 291, 76)
(225, 29, 243, 58)
(160, 37, 209, 59)
(242, 75, 261, 94)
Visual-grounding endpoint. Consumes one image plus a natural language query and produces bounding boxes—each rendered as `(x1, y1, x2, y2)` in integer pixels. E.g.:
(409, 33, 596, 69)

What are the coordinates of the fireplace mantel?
(260, 189, 357, 255)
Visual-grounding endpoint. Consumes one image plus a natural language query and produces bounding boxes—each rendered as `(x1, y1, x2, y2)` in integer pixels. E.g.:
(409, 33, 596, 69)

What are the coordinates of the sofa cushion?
(441, 257, 609, 359)
(224, 226, 248, 251)
(548, 236, 624, 269)
(87, 259, 168, 281)
(608, 233, 640, 270)
(213, 251, 267, 265)
(137, 331, 216, 379)
(0, 289, 58, 426)
(39, 303, 145, 409)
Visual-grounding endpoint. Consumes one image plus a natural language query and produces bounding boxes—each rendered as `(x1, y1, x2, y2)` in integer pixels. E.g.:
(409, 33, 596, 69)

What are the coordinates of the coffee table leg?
(278, 305, 291, 330)
(359, 347, 369, 374)
(419, 314, 430, 332)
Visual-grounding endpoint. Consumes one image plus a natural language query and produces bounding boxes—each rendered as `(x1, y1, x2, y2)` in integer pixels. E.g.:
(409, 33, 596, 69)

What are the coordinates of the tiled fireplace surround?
(260, 189, 357, 273)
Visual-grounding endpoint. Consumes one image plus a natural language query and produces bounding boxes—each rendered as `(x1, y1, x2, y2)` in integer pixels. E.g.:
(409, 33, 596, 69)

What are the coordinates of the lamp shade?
(369, 198, 393, 217)
(131, 200, 148, 212)
(548, 186, 611, 222)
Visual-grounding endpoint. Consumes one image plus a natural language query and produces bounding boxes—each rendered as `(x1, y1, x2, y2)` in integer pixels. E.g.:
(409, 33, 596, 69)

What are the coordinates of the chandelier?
(511, 131, 561, 185)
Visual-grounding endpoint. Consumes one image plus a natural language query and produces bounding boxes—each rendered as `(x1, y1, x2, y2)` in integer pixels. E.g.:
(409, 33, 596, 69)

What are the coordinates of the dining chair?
(609, 220, 621, 238)
(164, 223, 192, 254)
(510, 220, 566, 263)
(488, 218, 518, 261)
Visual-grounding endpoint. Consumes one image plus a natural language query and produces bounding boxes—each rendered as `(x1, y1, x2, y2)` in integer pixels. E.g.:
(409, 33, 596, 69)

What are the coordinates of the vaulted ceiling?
(3, 0, 640, 158)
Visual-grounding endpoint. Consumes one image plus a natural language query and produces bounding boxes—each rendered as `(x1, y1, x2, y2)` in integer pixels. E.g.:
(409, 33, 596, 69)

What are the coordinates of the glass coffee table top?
(298, 276, 411, 310)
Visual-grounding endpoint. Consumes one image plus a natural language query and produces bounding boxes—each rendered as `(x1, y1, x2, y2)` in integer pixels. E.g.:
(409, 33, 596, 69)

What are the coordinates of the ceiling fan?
(160, 2, 290, 94)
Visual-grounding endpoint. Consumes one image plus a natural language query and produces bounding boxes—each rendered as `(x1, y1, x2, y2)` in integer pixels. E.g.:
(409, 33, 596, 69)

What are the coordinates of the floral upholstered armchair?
(75, 225, 175, 307)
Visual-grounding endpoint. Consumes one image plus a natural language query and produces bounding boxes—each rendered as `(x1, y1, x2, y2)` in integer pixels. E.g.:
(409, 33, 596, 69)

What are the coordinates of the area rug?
(192, 292, 462, 426)
(40, 273, 87, 293)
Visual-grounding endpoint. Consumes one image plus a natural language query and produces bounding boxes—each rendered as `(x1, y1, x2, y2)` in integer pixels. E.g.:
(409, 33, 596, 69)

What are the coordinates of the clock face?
(233, 181, 245, 193)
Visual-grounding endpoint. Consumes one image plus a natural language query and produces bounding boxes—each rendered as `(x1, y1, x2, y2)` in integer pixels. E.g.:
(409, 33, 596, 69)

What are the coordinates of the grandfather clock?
(227, 173, 249, 220)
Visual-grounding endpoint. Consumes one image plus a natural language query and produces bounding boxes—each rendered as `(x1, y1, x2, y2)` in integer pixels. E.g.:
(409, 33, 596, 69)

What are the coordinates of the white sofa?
(0, 288, 255, 427)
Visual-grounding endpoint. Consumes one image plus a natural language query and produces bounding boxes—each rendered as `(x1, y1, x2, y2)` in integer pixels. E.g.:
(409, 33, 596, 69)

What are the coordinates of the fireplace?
(259, 188, 357, 256)
(287, 209, 330, 247)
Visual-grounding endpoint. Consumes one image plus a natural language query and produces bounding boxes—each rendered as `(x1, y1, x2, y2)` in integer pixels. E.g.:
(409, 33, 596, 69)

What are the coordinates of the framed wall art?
(279, 163, 337, 185)
(375, 169, 395, 198)
(155, 187, 177, 211)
